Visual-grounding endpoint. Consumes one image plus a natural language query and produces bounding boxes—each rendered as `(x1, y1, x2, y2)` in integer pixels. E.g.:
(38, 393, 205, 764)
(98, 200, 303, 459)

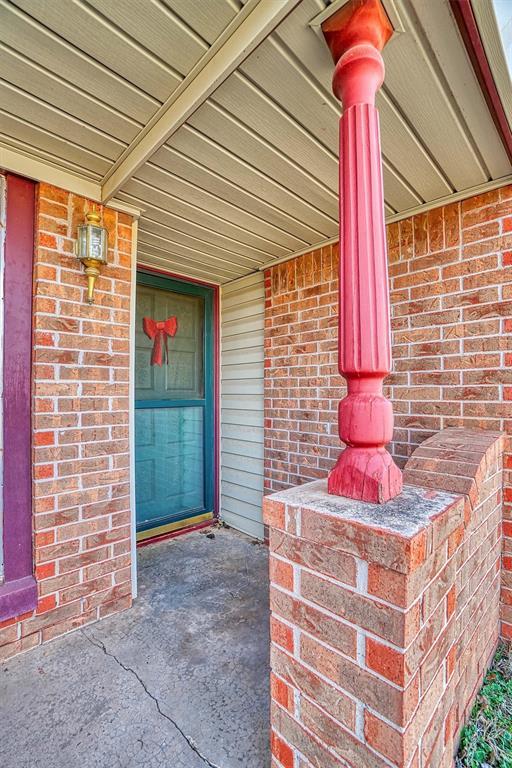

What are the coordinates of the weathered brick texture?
(265, 428, 504, 768)
(264, 184, 512, 636)
(0, 182, 133, 660)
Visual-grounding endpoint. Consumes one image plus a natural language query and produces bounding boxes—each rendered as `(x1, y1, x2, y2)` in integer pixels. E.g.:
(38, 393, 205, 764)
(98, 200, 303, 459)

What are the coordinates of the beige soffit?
(2, 0, 511, 285)
(101, 0, 303, 202)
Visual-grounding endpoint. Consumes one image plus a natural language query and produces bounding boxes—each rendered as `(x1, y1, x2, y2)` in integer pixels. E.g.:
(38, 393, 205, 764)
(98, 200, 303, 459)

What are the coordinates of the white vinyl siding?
(220, 272, 265, 539)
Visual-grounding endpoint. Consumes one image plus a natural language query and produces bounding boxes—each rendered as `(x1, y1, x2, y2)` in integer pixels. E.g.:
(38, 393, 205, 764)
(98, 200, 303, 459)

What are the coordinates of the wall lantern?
(75, 209, 108, 304)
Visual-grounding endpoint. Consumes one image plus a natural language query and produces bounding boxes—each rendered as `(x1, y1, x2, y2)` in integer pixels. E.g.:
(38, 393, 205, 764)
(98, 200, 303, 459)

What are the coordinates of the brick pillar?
(0, 181, 134, 661)
(265, 428, 504, 768)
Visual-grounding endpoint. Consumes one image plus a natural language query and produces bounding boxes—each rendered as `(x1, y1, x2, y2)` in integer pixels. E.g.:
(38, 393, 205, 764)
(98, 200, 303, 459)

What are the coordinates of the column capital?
(322, 0, 393, 63)
(322, 0, 393, 106)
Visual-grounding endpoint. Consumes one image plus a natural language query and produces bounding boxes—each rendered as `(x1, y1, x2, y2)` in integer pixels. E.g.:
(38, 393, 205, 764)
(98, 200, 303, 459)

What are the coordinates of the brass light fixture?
(75, 209, 108, 304)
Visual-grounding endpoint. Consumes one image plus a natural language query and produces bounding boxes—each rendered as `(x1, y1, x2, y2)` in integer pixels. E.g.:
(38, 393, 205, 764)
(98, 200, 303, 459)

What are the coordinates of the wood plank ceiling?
(1, 0, 511, 283)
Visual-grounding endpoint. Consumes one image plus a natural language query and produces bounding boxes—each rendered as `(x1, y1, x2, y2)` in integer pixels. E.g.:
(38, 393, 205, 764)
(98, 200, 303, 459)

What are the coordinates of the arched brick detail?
(404, 427, 505, 515)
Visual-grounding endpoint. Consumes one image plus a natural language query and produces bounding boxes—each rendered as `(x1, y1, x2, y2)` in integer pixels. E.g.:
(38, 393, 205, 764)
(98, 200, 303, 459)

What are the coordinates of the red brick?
(271, 731, 294, 768)
(0, 633, 41, 661)
(364, 710, 403, 764)
(301, 697, 390, 768)
(300, 632, 418, 726)
(272, 644, 356, 730)
(34, 431, 54, 447)
(98, 594, 132, 618)
(271, 529, 356, 586)
(446, 585, 456, 619)
(446, 643, 457, 679)
(270, 555, 294, 591)
(271, 616, 294, 653)
(368, 563, 408, 607)
(271, 673, 294, 712)
(263, 499, 286, 530)
(267, 369, 505, 768)
(35, 529, 56, 548)
(301, 569, 419, 646)
(41, 608, 97, 642)
(271, 586, 357, 659)
(36, 594, 57, 614)
(448, 524, 465, 557)
(272, 702, 347, 768)
(366, 637, 406, 686)
(300, 509, 427, 574)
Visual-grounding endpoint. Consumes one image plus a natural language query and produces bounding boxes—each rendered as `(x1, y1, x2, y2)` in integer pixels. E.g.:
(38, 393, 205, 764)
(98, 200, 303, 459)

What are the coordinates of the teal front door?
(135, 271, 215, 540)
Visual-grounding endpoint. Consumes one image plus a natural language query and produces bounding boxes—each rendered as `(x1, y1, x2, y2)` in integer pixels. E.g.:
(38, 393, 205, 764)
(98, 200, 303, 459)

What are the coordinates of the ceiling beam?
(101, 0, 302, 203)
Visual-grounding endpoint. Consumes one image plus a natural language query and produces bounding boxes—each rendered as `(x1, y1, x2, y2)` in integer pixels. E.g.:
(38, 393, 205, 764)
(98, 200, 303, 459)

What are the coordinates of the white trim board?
(0, 145, 143, 218)
(0, 144, 100, 199)
(129, 218, 138, 599)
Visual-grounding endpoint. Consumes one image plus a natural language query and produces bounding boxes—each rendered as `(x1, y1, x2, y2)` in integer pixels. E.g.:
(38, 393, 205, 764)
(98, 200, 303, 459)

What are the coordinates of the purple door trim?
(0, 173, 37, 620)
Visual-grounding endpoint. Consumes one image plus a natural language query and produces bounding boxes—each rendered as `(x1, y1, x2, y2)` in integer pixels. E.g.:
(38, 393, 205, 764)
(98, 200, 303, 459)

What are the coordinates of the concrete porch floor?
(0, 528, 270, 768)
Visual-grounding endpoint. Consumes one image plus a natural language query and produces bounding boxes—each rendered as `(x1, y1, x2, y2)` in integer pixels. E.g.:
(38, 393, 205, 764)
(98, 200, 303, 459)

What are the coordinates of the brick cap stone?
(403, 427, 506, 511)
(266, 480, 459, 539)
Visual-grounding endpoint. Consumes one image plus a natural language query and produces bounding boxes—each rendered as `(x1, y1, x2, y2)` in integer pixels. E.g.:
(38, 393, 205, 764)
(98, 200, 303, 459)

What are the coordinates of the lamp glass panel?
(89, 226, 106, 262)
(77, 226, 88, 259)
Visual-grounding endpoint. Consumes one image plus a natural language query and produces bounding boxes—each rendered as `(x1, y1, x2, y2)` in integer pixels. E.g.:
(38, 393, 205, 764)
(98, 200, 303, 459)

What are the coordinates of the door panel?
(135, 273, 214, 537)
(135, 284, 204, 400)
(135, 406, 204, 524)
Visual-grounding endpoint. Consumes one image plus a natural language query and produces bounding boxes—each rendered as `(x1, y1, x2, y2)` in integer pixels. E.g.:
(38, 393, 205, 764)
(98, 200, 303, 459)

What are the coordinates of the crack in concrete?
(81, 629, 222, 768)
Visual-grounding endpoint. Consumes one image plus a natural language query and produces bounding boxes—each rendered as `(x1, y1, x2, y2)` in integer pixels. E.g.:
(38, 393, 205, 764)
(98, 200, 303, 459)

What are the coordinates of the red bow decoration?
(143, 316, 178, 366)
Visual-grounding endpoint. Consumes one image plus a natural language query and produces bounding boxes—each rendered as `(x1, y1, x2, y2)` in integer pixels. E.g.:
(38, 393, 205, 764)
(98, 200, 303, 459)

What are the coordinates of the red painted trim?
(0, 173, 37, 621)
(450, 0, 512, 164)
(136, 519, 216, 548)
(136, 264, 221, 520)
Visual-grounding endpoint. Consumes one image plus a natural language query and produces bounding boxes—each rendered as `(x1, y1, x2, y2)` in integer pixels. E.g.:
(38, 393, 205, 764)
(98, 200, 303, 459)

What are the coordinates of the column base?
(328, 446, 403, 503)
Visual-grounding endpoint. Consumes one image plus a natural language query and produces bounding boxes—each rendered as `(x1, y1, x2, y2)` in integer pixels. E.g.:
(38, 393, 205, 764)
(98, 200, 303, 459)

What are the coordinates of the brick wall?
(265, 428, 504, 768)
(263, 184, 512, 636)
(0, 182, 133, 660)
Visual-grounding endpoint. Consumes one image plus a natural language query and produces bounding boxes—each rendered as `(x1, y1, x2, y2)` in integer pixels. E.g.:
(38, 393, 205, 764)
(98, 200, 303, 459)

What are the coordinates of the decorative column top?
(322, 0, 393, 58)
(322, 0, 393, 107)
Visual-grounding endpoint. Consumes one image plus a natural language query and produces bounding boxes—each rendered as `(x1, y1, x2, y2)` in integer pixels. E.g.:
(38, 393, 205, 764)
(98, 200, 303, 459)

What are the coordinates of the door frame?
(131, 264, 220, 550)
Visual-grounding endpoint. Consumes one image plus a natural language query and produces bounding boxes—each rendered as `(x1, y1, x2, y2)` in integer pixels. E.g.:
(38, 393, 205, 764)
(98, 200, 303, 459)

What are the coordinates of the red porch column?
(322, 0, 402, 503)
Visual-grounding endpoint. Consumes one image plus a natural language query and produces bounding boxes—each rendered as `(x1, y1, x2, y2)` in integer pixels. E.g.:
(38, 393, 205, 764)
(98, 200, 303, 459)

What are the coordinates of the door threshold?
(136, 513, 214, 547)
